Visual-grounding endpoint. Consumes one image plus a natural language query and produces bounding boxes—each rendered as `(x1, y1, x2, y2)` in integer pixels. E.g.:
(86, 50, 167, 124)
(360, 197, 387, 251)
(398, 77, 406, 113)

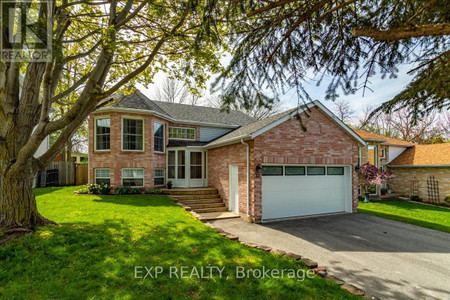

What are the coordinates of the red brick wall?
(252, 107, 360, 221)
(207, 141, 254, 219)
(89, 112, 170, 188)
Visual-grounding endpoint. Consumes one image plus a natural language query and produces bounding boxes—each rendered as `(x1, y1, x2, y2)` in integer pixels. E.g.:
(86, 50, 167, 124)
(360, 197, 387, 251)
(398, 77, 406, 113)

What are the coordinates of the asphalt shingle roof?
(206, 107, 299, 147)
(112, 92, 256, 126)
(353, 129, 415, 146)
(388, 143, 450, 166)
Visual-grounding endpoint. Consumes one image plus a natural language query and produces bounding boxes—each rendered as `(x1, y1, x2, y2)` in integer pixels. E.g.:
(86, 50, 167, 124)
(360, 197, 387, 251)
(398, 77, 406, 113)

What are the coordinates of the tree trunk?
(0, 166, 48, 230)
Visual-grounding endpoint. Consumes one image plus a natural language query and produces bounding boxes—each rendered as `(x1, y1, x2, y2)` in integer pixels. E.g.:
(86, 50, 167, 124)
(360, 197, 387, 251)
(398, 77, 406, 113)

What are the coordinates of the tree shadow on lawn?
(0, 219, 357, 299)
(378, 201, 450, 213)
(92, 194, 176, 207)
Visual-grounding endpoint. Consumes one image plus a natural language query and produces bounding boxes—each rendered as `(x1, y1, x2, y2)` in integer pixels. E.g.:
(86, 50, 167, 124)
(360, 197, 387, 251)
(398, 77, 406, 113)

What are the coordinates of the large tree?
(0, 0, 222, 231)
(216, 0, 449, 119)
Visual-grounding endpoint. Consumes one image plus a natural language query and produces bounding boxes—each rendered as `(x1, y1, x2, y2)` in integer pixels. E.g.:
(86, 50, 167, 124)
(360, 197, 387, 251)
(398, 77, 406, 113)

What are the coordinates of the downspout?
(241, 139, 250, 218)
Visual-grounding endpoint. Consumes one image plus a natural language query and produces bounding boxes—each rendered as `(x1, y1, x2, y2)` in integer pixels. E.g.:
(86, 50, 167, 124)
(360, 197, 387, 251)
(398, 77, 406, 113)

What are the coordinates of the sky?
(139, 63, 414, 118)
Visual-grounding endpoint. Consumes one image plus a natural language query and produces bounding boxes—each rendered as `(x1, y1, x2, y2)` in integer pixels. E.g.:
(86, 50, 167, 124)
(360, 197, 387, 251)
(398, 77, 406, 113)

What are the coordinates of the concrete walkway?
(212, 213, 450, 300)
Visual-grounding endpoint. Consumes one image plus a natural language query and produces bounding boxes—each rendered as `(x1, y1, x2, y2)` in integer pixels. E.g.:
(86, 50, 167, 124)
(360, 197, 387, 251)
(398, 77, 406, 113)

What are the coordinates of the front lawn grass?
(0, 187, 357, 299)
(358, 200, 450, 233)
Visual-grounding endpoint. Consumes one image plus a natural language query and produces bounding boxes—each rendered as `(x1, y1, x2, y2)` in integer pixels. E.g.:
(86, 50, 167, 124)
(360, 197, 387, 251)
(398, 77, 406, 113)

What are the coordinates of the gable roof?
(151, 100, 256, 126)
(206, 100, 366, 148)
(388, 143, 450, 167)
(108, 92, 256, 127)
(353, 129, 415, 147)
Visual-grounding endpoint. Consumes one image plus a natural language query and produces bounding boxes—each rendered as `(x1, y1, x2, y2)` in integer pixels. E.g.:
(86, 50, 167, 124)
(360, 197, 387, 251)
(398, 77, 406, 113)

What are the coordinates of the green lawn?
(358, 200, 450, 233)
(0, 187, 357, 299)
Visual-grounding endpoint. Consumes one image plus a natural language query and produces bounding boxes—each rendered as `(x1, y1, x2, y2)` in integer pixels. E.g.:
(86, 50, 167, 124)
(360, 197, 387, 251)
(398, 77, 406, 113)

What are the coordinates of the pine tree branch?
(352, 23, 450, 41)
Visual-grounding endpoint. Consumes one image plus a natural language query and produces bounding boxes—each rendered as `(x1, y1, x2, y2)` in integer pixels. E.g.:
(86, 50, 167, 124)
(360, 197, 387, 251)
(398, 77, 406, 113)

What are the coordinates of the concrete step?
(178, 198, 223, 205)
(188, 203, 226, 209)
(163, 188, 218, 195)
(173, 194, 220, 200)
(199, 211, 240, 221)
(193, 207, 228, 213)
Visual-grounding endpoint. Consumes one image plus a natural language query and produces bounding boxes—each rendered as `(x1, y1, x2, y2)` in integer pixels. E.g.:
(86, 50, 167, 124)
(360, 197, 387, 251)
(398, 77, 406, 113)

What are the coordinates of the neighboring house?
(88, 92, 366, 222)
(72, 152, 88, 164)
(388, 143, 450, 203)
(354, 129, 415, 195)
(33, 135, 50, 187)
(355, 129, 450, 203)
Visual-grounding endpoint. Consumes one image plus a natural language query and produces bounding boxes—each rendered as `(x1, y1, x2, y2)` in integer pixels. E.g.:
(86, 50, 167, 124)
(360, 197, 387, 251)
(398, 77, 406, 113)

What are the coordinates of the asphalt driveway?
(212, 213, 450, 300)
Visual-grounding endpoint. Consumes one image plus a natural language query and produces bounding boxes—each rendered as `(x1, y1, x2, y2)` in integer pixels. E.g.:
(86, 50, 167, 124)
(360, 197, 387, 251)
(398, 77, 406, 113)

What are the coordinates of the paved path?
(212, 213, 450, 300)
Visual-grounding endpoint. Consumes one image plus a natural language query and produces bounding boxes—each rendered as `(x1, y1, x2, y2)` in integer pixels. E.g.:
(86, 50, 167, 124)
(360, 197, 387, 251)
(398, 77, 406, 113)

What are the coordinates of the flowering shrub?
(98, 183, 111, 195)
(115, 185, 131, 195)
(358, 163, 394, 194)
(76, 186, 89, 194)
(87, 184, 99, 194)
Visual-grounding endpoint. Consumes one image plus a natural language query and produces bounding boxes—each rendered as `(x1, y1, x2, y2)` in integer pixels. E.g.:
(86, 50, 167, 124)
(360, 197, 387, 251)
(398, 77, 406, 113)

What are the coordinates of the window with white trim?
(380, 148, 386, 159)
(154, 169, 165, 186)
(123, 118, 143, 150)
(95, 168, 110, 185)
(154, 122, 165, 153)
(95, 118, 110, 150)
(122, 168, 144, 187)
(169, 127, 195, 140)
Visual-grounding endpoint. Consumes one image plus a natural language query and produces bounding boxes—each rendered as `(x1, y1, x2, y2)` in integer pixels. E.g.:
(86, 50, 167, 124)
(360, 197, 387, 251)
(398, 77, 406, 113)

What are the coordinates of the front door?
(167, 148, 205, 187)
(229, 164, 239, 213)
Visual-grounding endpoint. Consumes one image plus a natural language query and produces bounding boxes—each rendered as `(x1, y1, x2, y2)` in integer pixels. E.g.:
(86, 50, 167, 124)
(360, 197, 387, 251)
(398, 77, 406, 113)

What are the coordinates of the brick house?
(89, 92, 366, 222)
(355, 130, 450, 203)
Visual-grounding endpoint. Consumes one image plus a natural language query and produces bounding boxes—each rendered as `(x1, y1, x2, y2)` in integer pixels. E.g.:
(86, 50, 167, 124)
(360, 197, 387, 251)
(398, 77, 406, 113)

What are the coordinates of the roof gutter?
(387, 164, 450, 168)
(95, 107, 241, 128)
(203, 134, 251, 149)
(241, 139, 250, 218)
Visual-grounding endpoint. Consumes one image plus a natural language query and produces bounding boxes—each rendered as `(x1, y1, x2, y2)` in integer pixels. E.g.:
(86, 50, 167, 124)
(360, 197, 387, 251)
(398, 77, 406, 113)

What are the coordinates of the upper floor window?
(169, 127, 195, 140)
(95, 118, 110, 151)
(123, 118, 143, 151)
(154, 122, 164, 153)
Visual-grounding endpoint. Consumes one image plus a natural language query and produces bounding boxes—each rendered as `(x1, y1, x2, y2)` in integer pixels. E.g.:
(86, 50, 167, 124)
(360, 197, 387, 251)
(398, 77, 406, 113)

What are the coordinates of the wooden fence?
(41, 161, 88, 186)
(76, 165, 88, 185)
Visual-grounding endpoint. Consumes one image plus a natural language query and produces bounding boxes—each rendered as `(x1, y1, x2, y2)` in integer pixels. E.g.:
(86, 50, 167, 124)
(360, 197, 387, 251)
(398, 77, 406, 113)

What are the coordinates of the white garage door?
(262, 165, 351, 220)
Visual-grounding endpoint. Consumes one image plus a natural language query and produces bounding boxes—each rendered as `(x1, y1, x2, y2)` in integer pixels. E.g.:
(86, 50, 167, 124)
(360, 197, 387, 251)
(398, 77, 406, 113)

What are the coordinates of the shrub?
(87, 184, 99, 194)
(445, 194, 450, 203)
(77, 186, 89, 194)
(146, 188, 162, 194)
(130, 188, 141, 194)
(98, 183, 111, 195)
(115, 185, 131, 195)
(410, 195, 422, 202)
(358, 196, 365, 202)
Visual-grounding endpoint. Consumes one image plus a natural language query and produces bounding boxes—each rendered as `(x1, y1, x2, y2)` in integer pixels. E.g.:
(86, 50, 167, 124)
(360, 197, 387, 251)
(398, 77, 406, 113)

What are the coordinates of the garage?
(261, 165, 353, 220)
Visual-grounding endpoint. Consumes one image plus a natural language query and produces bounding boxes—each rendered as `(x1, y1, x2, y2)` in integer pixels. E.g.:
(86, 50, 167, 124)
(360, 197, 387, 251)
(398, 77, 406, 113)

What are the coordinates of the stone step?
(188, 203, 226, 209)
(193, 207, 228, 213)
(163, 188, 218, 195)
(173, 194, 220, 200)
(178, 198, 223, 205)
(198, 211, 240, 221)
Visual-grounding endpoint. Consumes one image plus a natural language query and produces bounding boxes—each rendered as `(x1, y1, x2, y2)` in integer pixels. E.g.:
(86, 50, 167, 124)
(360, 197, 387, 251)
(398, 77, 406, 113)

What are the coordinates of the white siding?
(387, 146, 408, 163)
(199, 126, 233, 142)
(34, 135, 49, 158)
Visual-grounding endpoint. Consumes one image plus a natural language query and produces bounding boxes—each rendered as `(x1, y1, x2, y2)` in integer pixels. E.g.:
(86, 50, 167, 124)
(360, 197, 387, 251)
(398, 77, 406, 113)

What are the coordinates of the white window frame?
(154, 121, 165, 154)
(380, 148, 386, 159)
(121, 168, 144, 188)
(95, 168, 110, 185)
(168, 126, 196, 140)
(94, 116, 111, 151)
(154, 169, 165, 186)
(121, 116, 144, 152)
